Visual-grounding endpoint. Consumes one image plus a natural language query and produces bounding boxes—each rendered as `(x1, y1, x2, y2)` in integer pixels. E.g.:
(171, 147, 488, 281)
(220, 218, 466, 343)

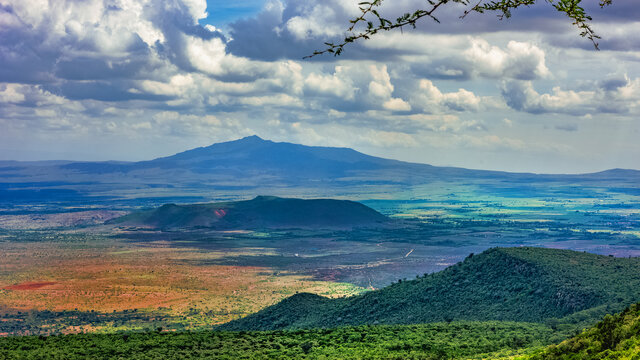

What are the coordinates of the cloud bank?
(0, 0, 638, 172)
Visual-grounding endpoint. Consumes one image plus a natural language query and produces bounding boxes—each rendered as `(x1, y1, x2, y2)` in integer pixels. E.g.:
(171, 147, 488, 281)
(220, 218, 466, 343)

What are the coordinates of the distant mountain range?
(109, 196, 390, 230)
(1, 136, 639, 209)
(221, 247, 640, 331)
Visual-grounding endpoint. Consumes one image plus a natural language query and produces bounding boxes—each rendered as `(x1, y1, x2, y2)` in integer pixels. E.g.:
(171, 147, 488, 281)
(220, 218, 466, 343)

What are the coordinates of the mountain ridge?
(220, 247, 640, 331)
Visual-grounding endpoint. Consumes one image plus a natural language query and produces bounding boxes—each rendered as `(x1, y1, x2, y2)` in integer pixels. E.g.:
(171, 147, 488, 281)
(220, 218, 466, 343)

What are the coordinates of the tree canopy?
(307, 0, 614, 58)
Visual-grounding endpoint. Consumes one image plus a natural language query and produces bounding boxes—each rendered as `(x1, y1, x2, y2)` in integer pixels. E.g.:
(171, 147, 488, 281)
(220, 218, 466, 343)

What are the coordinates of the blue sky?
(0, 0, 639, 173)
(200, 0, 265, 26)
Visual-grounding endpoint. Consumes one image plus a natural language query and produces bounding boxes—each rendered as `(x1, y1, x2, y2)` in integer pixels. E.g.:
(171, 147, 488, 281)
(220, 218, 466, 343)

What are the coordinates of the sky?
(0, 0, 639, 173)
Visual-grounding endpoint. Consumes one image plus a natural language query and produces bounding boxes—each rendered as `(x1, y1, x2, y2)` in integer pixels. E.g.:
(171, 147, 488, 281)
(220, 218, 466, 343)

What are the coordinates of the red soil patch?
(4, 282, 57, 290)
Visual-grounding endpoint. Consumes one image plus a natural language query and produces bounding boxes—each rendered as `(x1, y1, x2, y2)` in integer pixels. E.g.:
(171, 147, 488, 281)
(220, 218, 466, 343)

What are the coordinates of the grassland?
(0, 231, 364, 335)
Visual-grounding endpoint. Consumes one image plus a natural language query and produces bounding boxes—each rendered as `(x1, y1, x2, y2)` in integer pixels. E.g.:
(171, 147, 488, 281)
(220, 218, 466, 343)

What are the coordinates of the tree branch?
(305, 0, 613, 58)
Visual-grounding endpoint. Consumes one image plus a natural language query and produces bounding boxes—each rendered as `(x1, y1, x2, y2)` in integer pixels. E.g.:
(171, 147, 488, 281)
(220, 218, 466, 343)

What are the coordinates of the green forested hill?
(109, 196, 389, 230)
(526, 303, 640, 360)
(222, 247, 640, 331)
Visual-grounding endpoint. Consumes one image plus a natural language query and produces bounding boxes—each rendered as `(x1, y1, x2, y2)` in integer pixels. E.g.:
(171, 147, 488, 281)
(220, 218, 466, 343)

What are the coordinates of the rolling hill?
(109, 196, 390, 230)
(221, 247, 640, 331)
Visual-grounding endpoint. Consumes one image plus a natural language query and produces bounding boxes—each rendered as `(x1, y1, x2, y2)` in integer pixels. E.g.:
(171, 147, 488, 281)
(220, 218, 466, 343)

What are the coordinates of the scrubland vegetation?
(2, 304, 640, 359)
(528, 303, 640, 360)
(0, 321, 553, 359)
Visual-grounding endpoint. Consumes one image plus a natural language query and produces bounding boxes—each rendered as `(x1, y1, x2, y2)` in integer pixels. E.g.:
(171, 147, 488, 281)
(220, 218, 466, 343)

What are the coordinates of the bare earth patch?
(3, 282, 58, 291)
(0, 233, 365, 334)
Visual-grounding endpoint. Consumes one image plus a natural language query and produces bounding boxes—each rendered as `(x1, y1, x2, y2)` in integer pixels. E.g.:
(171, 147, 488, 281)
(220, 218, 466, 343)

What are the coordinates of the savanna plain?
(1, 172, 640, 359)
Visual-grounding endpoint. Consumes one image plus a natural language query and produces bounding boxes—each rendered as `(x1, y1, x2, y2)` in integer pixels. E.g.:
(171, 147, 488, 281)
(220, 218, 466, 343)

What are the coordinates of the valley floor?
(1, 180, 639, 339)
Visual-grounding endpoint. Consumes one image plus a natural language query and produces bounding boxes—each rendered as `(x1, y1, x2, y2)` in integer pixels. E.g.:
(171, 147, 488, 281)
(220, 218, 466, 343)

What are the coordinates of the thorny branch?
(305, 0, 614, 58)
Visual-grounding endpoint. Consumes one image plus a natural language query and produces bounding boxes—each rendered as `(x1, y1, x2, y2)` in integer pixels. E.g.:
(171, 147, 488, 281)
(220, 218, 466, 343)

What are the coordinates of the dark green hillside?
(0, 321, 554, 359)
(221, 247, 640, 331)
(528, 303, 640, 360)
(109, 196, 389, 230)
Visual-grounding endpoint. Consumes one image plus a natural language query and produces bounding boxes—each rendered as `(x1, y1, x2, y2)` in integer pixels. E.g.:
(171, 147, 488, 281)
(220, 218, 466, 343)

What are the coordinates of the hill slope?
(109, 196, 389, 230)
(221, 247, 640, 331)
(529, 303, 640, 360)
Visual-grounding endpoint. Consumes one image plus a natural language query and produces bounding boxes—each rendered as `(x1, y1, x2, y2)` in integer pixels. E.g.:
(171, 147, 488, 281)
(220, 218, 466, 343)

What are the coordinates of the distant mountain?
(109, 196, 390, 230)
(5, 136, 640, 182)
(56, 135, 457, 182)
(221, 247, 640, 331)
(1, 136, 639, 208)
